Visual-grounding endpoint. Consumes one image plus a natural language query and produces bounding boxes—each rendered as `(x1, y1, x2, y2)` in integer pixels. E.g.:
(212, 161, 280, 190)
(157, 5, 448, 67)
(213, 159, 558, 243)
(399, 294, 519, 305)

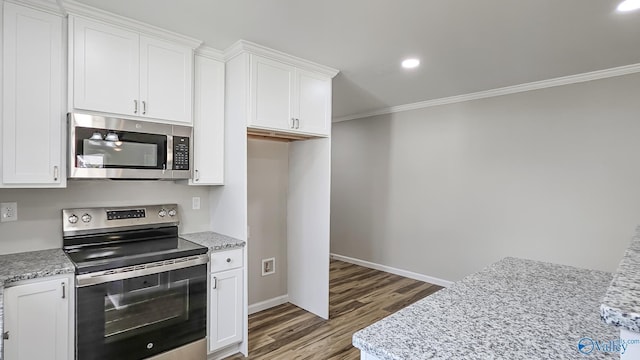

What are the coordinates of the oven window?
(74, 126, 166, 169)
(104, 273, 188, 343)
(76, 264, 206, 360)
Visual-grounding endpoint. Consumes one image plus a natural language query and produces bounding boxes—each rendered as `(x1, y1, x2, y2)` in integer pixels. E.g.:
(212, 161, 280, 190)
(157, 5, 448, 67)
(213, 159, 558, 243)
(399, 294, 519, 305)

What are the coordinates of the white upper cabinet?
(2, 1, 65, 187)
(72, 17, 139, 117)
(250, 56, 294, 131)
(70, 15, 195, 124)
(295, 69, 332, 136)
(247, 51, 336, 137)
(139, 36, 193, 122)
(191, 50, 225, 185)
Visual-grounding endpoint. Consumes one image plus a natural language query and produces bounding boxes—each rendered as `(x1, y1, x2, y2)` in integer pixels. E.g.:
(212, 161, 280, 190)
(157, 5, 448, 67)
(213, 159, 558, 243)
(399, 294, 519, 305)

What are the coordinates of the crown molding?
(4, 0, 65, 15)
(61, 0, 203, 48)
(223, 40, 339, 78)
(333, 62, 640, 122)
(195, 45, 224, 61)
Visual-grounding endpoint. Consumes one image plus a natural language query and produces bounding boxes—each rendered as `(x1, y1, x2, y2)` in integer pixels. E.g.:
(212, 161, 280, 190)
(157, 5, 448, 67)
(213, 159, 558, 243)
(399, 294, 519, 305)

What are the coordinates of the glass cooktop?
(64, 234, 207, 275)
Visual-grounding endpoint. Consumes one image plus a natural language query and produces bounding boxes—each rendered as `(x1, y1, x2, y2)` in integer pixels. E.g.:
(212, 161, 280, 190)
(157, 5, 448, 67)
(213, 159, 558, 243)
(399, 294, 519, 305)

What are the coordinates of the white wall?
(331, 73, 640, 282)
(247, 138, 288, 305)
(0, 180, 210, 254)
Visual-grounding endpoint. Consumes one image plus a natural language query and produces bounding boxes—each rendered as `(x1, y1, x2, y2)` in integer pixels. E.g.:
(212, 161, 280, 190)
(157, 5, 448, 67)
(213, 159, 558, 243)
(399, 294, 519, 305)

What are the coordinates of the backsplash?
(0, 180, 211, 255)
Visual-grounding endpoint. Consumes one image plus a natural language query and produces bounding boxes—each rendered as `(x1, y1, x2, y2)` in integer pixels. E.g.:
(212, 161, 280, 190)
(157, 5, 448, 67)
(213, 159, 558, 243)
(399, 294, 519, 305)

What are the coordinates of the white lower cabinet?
(3, 275, 73, 360)
(209, 250, 243, 353)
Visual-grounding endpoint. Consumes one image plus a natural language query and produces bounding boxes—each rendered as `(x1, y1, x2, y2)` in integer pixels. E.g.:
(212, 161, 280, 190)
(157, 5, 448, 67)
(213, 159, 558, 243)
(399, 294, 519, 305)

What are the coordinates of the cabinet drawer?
(210, 249, 243, 272)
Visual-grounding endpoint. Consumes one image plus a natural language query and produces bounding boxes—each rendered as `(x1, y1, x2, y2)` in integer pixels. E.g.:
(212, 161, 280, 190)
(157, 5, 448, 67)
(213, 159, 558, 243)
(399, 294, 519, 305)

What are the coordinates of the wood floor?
(225, 259, 443, 360)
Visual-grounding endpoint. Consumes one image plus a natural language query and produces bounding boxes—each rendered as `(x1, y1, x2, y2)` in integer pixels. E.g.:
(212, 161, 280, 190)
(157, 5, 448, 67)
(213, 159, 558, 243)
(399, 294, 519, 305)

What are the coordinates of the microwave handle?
(166, 135, 173, 171)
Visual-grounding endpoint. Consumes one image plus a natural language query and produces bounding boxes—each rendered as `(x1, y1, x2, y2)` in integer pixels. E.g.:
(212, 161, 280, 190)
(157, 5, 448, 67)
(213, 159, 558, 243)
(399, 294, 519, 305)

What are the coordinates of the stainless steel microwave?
(68, 113, 192, 180)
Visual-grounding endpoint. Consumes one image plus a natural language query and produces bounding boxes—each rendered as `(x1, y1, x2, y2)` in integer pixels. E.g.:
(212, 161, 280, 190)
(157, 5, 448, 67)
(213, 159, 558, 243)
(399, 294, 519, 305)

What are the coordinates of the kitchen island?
(353, 257, 618, 359)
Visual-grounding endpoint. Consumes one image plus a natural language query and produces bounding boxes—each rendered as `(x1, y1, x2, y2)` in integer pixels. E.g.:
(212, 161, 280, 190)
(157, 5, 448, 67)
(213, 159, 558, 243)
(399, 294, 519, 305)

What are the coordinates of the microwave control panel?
(173, 136, 190, 170)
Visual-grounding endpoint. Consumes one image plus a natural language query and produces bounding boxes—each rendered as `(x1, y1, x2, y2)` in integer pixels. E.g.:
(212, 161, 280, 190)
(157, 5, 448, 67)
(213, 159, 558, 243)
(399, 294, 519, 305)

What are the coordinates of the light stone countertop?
(180, 231, 246, 252)
(0, 249, 75, 360)
(601, 227, 640, 333)
(353, 257, 618, 359)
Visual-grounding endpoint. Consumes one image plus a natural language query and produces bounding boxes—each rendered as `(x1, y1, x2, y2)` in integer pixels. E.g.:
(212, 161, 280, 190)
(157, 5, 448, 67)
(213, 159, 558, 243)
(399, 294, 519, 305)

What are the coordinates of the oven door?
(76, 264, 206, 360)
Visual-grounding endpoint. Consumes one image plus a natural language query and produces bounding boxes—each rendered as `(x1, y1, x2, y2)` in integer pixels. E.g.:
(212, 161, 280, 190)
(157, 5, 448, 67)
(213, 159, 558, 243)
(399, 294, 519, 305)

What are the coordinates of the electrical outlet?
(192, 197, 200, 210)
(262, 258, 275, 276)
(1, 202, 18, 222)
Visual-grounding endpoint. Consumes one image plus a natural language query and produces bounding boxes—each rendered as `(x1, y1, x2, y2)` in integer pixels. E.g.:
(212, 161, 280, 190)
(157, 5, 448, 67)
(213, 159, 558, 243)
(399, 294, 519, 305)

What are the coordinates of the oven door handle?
(76, 254, 209, 287)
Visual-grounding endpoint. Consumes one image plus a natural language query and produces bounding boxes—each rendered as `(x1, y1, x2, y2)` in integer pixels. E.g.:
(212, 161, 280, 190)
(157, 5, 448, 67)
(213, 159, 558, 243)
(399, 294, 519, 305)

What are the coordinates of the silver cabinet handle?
(142, 101, 147, 115)
(134, 100, 138, 114)
(296, 118, 300, 129)
(291, 118, 296, 129)
(194, 169, 199, 182)
(53, 166, 59, 181)
(61, 282, 66, 299)
(213, 277, 217, 289)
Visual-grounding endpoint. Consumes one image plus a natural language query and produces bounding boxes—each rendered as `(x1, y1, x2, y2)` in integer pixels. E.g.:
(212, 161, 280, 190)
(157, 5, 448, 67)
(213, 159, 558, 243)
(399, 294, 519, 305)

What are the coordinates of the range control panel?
(107, 209, 146, 220)
(62, 204, 179, 235)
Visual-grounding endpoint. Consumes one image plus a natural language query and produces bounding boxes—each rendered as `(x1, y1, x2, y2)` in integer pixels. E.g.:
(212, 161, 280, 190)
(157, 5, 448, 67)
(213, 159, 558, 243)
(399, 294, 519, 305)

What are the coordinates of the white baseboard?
(330, 253, 454, 288)
(248, 294, 289, 315)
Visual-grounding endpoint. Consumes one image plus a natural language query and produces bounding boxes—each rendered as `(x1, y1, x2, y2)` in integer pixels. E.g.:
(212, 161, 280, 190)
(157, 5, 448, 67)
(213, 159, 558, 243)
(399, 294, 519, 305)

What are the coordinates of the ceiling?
(75, 0, 640, 121)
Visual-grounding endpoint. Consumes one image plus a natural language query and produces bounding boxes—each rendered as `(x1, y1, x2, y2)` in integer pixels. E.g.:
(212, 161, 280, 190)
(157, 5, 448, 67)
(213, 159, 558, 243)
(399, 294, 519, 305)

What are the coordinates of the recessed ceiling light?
(617, 0, 640, 12)
(401, 58, 420, 69)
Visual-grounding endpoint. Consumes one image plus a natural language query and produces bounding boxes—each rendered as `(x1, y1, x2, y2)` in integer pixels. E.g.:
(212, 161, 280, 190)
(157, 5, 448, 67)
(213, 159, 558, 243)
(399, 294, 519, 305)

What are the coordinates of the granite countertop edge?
(352, 336, 402, 360)
(600, 304, 640, 332)
(600, 228, 640, 333)
(180, 231, 246, 252)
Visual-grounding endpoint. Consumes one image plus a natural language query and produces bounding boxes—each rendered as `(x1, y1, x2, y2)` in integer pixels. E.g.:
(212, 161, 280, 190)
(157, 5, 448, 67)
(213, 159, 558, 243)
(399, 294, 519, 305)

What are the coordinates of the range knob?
(68, 214, 79, 224)
(81, 213, 92, 223)
(158, 209, 167, 217)
(168, 209, 177, 217)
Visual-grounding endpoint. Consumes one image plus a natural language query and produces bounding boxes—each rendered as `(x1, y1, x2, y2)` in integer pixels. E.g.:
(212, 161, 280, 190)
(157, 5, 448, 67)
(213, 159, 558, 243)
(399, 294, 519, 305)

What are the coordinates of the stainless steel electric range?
(62, 204, 208, 360)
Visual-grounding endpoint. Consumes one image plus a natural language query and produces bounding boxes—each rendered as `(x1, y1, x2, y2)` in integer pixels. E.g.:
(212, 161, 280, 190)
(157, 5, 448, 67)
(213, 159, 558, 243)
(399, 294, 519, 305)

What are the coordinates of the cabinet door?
(3, 277, 71, 360)
(72, 16, 139, 116)
(140, 36, 193, 123)
(2, 2, 63, 186)
(295, 70, 332, 137)
(209, 268, 243, 352)
(191, 55, 224, 185)
(249, 55, 295, 131)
